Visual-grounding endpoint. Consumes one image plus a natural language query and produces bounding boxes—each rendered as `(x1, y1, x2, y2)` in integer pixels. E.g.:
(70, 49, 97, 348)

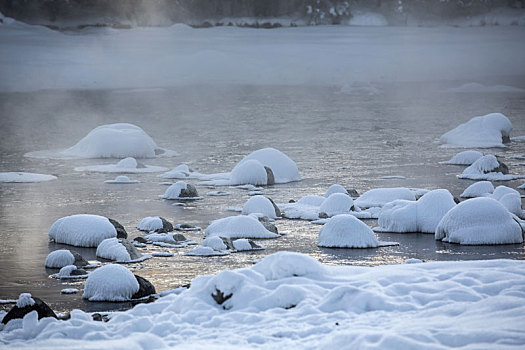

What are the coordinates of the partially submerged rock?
(1, 294, 57, 325)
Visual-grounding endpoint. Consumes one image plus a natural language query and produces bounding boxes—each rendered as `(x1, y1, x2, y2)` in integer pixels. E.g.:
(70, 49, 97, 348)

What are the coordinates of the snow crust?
(233, 148, 301, 184)
(205, 215, 279, 239)
(75, 157, 167, 173)
(375, 189, 456, 233)
(441, 150, 483, 165)
(0, 172, 57, 183)
(82, 264, 139, 301)
(137, 217, 164, 232)
(241, 196, 279, 219)
(439, 113, 512, 148)
(16, 293, 35, 308)
(460, 181, 494, 198)
(96, 238, 131, 262)
(44, 250, 75, 268)
(318, 193, 354, 217)
(435, 197, 523, 245)
(49, 214, 117, 247)
(354, 187, 417, 208)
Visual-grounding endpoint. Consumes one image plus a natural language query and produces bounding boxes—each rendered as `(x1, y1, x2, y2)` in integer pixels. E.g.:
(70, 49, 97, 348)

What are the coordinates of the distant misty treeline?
(0, 0, 523, 27)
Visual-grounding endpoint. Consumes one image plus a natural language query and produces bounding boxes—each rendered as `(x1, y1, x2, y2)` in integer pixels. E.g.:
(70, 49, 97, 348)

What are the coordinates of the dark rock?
(318, 212, 329, 219)
(258, 216, 278, 234)
(264, 166, 275, 185)
(289, 199, 296, 203)
(453, 197, 461, 204)
(2, 297, 57, 324)
(119, 239, 143, 260)
(175, 223, 199, 231)
(159, 217, 174, 232)
(154, 148, 166, 156)
(173, 233, 188, 242)
(266, 197, 282, 217)
(502, 135, 511, 144)
(248, 240, 264, 250)
(132, 275, 156, 299)
(107, 218, 128, 239)
(348, 189, 359, 197)
(220, 237, 235, 250)
(70, 268, 88, 276)
(134, 236, 147, 243)
(492, 161, 509, 174)
(211, 288, 232, 305)
(70, 250, 89, 267)
(179, 184, 199, 198)
(92, 313, 102, 321)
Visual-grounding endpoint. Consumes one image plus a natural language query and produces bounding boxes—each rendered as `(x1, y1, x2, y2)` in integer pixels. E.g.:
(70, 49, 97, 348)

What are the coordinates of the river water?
(0, 81, 524, 313)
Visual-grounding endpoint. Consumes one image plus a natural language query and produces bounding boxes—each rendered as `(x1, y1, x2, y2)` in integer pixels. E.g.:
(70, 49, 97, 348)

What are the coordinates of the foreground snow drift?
(2, 253, 525, 349)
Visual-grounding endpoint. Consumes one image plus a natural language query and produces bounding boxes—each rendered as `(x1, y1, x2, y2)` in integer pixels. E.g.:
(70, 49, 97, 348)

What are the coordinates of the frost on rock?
(205, 215, 279, 239)
(375, 189, 456, 233)
(318, 214, 398, 248)
(242, 195, 280, 219)
(161, 181, 201, 199)
(318, 193, 354, 218)
(458, 155, 520, 181)
(59, 123, 174, 159)
(232, 148, 301, 184)
(0, 172, 57, 183)
(435, 197, 523, 245)
(441, 150, 484, 165)
(16, 293, 35, 308)
(460, 181, 494, 198)
(354, 187, 416, 209)
(83, 264, 139, 302)
(104, 175, 139, 184)
(75, 157, 168, 173)
(439, 113, 512, 148)
(49, 214, 117, 247)
(44, 250, 75, 268)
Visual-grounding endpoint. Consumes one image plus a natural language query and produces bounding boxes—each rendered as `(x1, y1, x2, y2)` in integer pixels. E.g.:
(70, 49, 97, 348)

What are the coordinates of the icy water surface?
(0, 82, 524, 313)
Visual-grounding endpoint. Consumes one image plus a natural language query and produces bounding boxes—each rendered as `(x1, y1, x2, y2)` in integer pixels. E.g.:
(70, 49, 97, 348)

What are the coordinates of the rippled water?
(0, 82, 524, 313)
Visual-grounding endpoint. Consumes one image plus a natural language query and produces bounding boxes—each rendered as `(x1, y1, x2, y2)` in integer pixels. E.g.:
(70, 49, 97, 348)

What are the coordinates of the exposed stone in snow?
(458, 155, 521, 181)
(96, 238, 150, 263)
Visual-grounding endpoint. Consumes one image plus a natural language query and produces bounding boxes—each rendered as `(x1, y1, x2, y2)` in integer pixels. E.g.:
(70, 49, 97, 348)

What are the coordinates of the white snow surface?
(48, 214, 117, 247)
(458, 154, 522, 181)
(460, 181, 495, 198)
(233, 148, 301, 184)
(44, 250, 75, 268)
(492, 186, 523, 216)
(241, 195, 279, 219)
(439, 113, 512, 148)
(82, 264, 139, 302)
(96, 238, 131, 263)
(375, 189, 456, 233)
(441, 150, 483, 165)
(354, 187, 417, 208)
(137, 217, 164, 232)
(205, 215, 279, 239)
(318, 214, 397, 248)
(0, 172, 57, 183)
(2, 252, 525, 349)
(435, 197, 523, 245)
(318, 193, 354, 217)
(104, 175, 139, 184)
(15, 293, 35, 308)
(75, 157, 167, 173)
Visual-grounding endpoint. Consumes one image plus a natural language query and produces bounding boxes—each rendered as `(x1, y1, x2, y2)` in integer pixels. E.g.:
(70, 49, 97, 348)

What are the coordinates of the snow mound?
(492, 186, 523, 216)
(354, 187, 416, 208)
(160, 181, 201, 200)
(252, 251, 325, 280)
(348, 11, 388, 26)
(16, 293, 35, 308)
(60, 123, 174, 159)
(318, 214, 398, 248)
(202, 236, 228, 251)
(230, 159, 268, 186)
(159, 164, 191, 179)
(205, 215, 279, 239)
(375, 189, 456, 233)
(56, 265, 86, 279)
(280, 194, 376, 220)
(460, 181, 494, 198)
(137, 217, 164, 232)
(232, 148, 301, 184)
(435, 197, 523, 245)
(324, 184, 349, 197)
(75, 157, 167, 173)
(83, 264, 139, 301)
(492, 185, 520, 201)
(44, 250, 75, 268)
(96, 238, 131, 262)
(439, 113, 512, 148)
(0, 172, 57, 183)
(441, 150, 484, 165)
(49, 214, 117, 247)
(104, 175, 139, 184)
(242, 196, 279, 219)
(319, 193, 354, 217)
(458, 155, 521, 181)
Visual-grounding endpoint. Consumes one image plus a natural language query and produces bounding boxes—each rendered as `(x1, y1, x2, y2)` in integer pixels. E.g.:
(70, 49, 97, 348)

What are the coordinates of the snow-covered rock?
(96, 238, 149, 263)
(354, 187, 417, 208)
(492, 185, 520, 201)
(281, 194, 376, 220)
(60, 123, 174, 159)
(324, 184, 350, 197)
(318, 193, 354, 218)
(137, 216, 173, 232)
(44, 250, 75, 268)
(232, 148, 301, 184)
(75, 157, 167, 173)
(49, 214, 117, 247)
(375, 189, 456, 233)
(230, 159, 269, 186)
(439, 113, 512, 148)
(205, 215, 279, 239)
(460, 181, 494, 198)
(318, 214, 398, 248)
(0, 172, 57, 183)
(1, 294, 57, 325)
(160, 181, 201, 199)
(104, 175, 139, 184)
(458, 155, 520, 181)
(492, 186, 523, 216)
(441, 150, 484, 165)
(184, 246, 229, 256)
(241, 195, 280, 219)
(83, 264, 140, 302)
(435, 197, 523, 245)
(202, 236, 228, 251)
(159, 164, 191, 179)
(55, 265, 88, 279)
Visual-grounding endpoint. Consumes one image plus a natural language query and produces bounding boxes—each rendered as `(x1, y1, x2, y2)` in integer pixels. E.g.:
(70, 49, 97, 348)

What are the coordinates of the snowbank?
(241, 195, 280, 219)
(205, 215, 279, 239)
(44, 250, 74, 268)
(83, 264, 140, 302)
(354, 187, 417, 208)
(104, 175, 139, 184)
(0, 172, 57, 183)
(458, 154, 521, 181)
(49, 214, 117, 247)
(2, 253, 525, 349)
(75, 157, 167, 173)
(318, 215, 396, 248)
(232, 148, 301, 184)
(439, 113, 512, 148)
(375, 189, 456, 233)
(441, 150, 483, 165)
(460, 181, 494, 198)
(435, 197, 523, 245)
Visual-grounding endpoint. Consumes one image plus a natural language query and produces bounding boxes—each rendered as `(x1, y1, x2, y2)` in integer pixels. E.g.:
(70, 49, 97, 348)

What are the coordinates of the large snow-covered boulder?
(241, 195, 281, 219)
(83, 264, 155, 301)
(49, 214, 117, 247)
(96, 238, 147, 263)
(318, 193, 354, 218)
(232, 148, 301, 184)
(1, 294, 57, 325)
(61, 123, 172, 158)
(376, 189, 456, 233)
(441, 150, 484, 165)
(439, 113, 512, 148)
(230, 159, 269, 186)
(205, 215, 279, 239)
(354, 188, 416, 208)
(318, 214, 397, 248)
(435, 197, 523, 245)
(137, 216, 173, 232)
(161, 181, 201, 199)
(460, 181, 495, 198)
